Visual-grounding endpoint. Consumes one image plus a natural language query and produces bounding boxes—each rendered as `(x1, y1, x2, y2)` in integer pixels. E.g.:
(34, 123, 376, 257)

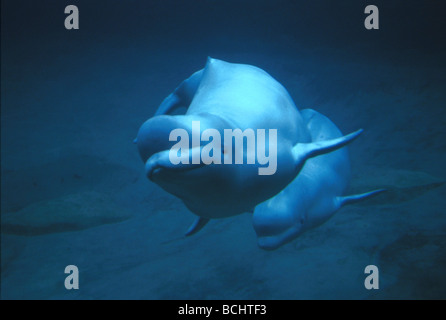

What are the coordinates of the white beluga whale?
(135, 57, 379, 242)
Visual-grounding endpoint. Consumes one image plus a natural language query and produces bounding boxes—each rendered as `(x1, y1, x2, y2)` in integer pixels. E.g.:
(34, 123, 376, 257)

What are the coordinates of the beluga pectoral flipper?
(292, 128, 363, 172)
(155, 69, 204, 116)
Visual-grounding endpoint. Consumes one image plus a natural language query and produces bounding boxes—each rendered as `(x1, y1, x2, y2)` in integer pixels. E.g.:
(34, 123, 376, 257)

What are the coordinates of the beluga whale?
(135, 57, 381, 247)
(252, 109, 383, 250)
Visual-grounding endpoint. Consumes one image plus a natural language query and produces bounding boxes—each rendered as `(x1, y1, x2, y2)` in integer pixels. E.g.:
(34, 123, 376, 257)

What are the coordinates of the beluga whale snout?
(136, 57, 382, 249)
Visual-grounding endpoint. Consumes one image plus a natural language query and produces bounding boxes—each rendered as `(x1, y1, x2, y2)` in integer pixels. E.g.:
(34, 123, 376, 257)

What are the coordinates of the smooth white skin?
(136, 58, 311, 218)
(253, 109, 351, 250)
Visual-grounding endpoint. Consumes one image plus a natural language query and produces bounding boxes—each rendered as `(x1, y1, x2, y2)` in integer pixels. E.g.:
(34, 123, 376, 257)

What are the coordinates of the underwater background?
(1, 0, 445, 299)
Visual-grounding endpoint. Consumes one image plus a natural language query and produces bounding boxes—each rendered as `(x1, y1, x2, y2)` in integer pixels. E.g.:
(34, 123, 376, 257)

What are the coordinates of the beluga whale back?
(135, 57, 381, 248)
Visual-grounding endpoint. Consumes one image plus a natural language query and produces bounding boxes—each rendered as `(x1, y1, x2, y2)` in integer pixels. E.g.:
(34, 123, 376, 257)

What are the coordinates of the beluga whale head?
(135, 109, 290, 219)
(252, 192, 308, 251)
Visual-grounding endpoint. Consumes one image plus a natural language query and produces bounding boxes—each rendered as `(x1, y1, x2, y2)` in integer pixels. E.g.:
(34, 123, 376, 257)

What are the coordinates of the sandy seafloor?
(1, 1, 446, 299)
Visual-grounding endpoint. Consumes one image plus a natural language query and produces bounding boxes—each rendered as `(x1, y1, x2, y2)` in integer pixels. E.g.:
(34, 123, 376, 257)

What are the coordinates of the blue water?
(1, 0, 445, 299)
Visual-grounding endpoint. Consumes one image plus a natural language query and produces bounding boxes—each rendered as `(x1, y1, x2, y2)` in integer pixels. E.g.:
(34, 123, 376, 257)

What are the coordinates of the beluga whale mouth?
(145, 146, 207, 181)
(135, 57, 382, 248)
(255, 229, 300, 251)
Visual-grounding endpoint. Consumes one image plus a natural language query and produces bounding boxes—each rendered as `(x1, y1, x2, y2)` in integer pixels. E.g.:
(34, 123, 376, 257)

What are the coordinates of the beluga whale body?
(135, 57, 380, 248)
